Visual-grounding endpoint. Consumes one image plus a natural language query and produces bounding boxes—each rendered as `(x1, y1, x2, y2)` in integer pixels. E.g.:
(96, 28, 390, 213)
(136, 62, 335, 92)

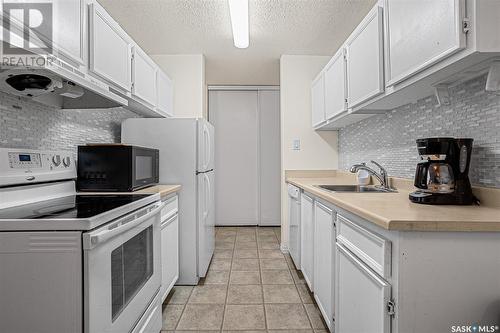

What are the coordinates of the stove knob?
(52, 155, 61, 166)
(62, 156, 71, 167)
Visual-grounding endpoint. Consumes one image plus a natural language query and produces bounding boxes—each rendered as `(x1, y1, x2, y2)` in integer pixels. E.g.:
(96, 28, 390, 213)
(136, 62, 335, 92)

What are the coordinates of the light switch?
(292, 139, 300, 151)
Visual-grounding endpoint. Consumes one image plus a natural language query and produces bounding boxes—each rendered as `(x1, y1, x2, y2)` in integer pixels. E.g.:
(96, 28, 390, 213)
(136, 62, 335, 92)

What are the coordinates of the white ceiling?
(99, 0, 376, 85)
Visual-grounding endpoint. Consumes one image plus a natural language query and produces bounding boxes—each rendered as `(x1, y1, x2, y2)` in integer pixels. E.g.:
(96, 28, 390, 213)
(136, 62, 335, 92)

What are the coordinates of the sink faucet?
(350, 160, 391, 190)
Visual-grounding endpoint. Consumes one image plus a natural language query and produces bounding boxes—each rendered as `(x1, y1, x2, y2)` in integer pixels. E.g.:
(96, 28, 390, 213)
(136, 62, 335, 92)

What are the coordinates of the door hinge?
(462, 18, 470, 34)
(387, 300, 396, 317)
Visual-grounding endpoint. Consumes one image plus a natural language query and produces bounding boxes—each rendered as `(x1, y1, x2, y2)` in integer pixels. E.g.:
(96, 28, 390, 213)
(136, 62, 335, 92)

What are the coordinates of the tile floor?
(161, 226, 328, 332)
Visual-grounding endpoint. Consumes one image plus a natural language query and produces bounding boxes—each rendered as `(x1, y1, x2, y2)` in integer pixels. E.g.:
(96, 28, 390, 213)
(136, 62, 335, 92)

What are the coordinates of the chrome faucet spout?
(350, 160, 391, 190)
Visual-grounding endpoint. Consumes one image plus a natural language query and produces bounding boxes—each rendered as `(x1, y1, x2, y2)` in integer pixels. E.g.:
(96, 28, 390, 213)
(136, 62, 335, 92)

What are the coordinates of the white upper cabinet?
(324, 48, 347, 120)
(345, 5, 384, 108)
(311, 73, 326, 127)
(156, 69, 174, 117)
(52, 0, 86, 66)
(3, 0, 86, 66)
(131, 46, 157, 107)
(385, 0, 466, 86)
(88, 1, 132, 92)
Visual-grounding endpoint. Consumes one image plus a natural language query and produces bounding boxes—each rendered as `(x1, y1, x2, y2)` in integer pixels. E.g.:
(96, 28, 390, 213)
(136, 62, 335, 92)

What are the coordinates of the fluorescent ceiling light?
(228, 0, 249, 48)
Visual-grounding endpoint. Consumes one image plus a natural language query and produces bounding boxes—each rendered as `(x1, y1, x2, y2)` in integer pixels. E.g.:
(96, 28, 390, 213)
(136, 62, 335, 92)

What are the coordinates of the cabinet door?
(385, 0, 466, 85)
(52, 0, 86, 65)
(346, 6, 384, 108)
(336, 243, 391, 333)
(2, 0, 85, 66)
(311, 73, 326, 127)
(313, 201, 335, 330)
(132, 46, 157, 107)
(156, 70, 174, 117)
(161, 214, 179, 302)
(288, 190, 300, 268)
(300, 193, 314, 291)
(324, 48, 347, 119)
(89, 2, 132, 92)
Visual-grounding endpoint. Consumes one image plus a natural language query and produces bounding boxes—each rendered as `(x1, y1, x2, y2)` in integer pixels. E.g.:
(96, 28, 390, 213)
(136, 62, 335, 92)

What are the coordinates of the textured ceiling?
(98, 0, 377, 85)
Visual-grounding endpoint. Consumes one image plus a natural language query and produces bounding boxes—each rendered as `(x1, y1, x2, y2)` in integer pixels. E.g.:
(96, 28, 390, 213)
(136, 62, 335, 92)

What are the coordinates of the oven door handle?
(84, 202, 162, 249)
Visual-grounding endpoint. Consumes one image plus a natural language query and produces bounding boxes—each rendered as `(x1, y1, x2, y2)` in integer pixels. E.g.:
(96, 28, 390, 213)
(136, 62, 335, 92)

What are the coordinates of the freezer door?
(197, 119, 215, 172)
(197, 171, 215, 277)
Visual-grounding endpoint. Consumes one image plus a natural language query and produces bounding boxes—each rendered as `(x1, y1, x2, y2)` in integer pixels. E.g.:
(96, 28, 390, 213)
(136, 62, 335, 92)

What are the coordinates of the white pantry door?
(209, 89, 280, 226)
(210, 90, 259, 226)
(258, 90, 281, 226)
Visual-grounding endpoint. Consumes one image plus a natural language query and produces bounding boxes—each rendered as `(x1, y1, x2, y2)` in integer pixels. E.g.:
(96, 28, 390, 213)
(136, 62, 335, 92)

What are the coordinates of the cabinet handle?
(302, 193, 313, 202)
(161, 213, 178, 229)
(315, 201, 332, 214)
(337, 243, 389, 287)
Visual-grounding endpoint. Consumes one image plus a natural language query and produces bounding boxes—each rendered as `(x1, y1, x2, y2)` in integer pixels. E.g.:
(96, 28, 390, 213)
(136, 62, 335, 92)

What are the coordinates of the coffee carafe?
(409, 138, 477, 205)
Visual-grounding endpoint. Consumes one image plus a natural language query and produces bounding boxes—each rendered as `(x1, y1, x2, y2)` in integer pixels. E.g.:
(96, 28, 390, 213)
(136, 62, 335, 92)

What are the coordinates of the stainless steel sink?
(315, 184, 396, 193)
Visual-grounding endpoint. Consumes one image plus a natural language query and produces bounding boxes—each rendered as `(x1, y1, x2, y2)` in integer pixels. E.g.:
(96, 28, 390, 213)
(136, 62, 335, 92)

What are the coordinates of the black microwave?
(77, 145, 159, 192)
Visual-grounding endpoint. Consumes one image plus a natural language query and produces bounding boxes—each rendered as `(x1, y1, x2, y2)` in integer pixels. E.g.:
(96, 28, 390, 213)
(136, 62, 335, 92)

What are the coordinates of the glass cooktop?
(0, 194, 153, 220)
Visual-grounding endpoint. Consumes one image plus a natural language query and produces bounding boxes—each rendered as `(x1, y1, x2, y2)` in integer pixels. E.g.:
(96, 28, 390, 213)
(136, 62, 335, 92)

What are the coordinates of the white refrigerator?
(122, 118, 215, 285)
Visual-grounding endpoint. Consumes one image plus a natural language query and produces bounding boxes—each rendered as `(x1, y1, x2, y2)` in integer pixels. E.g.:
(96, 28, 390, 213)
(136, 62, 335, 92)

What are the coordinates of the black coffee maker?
(409, 137, 477, 205)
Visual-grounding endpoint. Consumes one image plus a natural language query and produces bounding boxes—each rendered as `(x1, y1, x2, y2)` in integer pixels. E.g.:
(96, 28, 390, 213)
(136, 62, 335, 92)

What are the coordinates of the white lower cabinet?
(160, 195, 179, 302)
(313, 200, 335, 331)
(300, 193, 314, 291)
(295, 186, 500, 333)
(288, 184, 301, 268)
(336, 243, 391, 333)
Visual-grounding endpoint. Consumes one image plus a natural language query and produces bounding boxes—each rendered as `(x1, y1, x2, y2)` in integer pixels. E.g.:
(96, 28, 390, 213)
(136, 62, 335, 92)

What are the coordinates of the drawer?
(336, 214, 391, 278)
(161, 195, 178, 222)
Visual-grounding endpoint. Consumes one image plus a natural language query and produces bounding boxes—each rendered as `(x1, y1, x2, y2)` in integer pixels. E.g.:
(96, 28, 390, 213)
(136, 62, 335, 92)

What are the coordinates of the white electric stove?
(0, 148, 163, 333)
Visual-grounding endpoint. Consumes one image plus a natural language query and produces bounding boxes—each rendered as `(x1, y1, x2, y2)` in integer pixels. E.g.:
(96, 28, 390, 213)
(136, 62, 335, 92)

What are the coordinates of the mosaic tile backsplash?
(0, 91, 140, 153)
(339, 75, 500, 188)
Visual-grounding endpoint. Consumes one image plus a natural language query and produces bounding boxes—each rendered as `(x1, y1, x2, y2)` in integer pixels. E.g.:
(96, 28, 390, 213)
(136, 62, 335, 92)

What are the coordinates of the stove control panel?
(0, 148, 76, 186)
(8, 152, 42, 169)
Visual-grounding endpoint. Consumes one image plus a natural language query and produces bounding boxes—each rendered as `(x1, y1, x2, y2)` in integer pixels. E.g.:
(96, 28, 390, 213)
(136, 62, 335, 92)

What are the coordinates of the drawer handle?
(161, 213, 178, 229)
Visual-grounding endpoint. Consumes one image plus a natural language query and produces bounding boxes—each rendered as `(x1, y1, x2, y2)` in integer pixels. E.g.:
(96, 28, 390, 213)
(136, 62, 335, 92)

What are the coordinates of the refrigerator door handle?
(205, 173, 211, 219)
(204, 125, 211, 171)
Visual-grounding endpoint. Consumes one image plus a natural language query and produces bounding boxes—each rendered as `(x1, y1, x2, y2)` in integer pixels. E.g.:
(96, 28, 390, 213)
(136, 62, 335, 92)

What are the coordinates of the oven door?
(83, 201, 162, 333)
(131, 147, 159, 190)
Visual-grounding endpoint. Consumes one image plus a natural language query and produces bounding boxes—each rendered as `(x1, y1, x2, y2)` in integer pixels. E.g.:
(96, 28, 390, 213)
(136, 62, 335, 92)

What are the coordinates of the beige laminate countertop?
(286, 173, 500, 232)
(79, 184, 181, 199)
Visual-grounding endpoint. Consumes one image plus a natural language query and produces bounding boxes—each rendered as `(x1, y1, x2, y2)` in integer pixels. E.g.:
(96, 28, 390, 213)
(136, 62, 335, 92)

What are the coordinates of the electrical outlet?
(292, 139, 300, 151)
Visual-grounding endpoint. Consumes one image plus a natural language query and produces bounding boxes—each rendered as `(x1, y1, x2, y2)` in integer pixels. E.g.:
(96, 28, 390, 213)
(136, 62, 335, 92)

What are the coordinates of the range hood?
(0, 57, 128, 109)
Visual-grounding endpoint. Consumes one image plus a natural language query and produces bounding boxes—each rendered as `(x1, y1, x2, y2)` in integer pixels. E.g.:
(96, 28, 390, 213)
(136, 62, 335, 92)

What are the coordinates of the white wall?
(151, 54, 206, 118)
(280, 55, 339, 249)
